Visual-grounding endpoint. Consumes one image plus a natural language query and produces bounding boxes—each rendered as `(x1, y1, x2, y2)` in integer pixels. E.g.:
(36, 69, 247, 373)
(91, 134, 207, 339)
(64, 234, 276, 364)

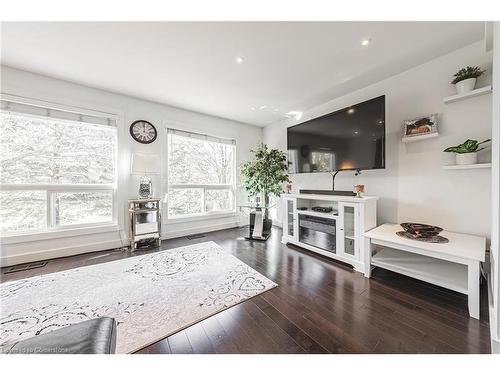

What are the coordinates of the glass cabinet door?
(339, 203, 358, 259)
(286, 199, 295, 237)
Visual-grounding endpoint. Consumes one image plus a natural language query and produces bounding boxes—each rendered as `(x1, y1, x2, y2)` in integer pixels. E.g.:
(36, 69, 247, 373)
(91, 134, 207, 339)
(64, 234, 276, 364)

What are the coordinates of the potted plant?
(443, 139, 491, 165)
(240, 143, 290, 233)
(451, 66, 485, 94)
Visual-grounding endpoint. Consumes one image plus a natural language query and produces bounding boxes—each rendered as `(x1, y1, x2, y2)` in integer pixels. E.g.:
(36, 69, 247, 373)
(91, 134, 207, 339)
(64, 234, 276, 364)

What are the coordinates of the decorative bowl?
(400, 222, 443, 238)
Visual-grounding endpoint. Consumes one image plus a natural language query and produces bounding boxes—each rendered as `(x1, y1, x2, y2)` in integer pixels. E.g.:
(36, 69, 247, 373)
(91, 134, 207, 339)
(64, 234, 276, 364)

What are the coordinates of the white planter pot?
(442, 152, 456, 166)
(456, 152, 477, 165)
(455, 78, 476, 94)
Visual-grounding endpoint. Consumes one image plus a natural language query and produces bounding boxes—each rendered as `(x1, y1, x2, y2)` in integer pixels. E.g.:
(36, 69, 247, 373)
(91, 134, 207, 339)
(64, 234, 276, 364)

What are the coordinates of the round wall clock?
(129, 120, 157, 144)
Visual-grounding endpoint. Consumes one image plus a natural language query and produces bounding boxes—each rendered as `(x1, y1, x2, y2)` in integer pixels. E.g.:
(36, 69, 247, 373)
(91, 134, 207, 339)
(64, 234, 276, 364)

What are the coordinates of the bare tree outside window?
(167, 132, 235, 218)
(0, 112, 116, 233)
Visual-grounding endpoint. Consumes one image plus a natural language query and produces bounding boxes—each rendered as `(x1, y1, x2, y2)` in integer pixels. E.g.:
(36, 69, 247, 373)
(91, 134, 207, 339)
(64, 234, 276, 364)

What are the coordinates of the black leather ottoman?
(4, 317, 116, 354)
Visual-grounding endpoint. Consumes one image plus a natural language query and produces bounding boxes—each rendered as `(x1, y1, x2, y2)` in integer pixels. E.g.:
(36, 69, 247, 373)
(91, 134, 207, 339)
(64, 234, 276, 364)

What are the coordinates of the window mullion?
(201, 188, 206, 214)
(47, 191, 56, 229)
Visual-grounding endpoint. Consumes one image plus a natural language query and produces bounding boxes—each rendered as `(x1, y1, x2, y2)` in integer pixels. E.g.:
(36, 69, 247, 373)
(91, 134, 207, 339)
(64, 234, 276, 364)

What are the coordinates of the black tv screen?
(287, 95, 385, 174)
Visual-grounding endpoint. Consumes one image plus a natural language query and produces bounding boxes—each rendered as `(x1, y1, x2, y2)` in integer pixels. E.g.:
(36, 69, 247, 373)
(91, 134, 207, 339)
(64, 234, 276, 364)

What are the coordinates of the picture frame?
(403, 113, 438, 138)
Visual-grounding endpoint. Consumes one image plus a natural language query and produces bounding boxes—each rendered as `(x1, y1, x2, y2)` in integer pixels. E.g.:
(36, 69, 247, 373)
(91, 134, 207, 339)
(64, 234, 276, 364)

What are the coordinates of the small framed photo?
(403, 114, 438, 138)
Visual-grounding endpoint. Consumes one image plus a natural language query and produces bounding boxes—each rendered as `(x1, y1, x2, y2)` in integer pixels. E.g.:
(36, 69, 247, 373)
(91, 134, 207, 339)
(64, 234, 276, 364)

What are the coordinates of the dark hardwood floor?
(1, 226, 491, 353)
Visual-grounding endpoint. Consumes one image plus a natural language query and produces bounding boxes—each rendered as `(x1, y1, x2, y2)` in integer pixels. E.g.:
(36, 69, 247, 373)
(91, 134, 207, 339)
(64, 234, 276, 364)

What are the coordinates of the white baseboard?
(1, 221, 240, 267)
(162, 221, 239, 239)
(0, 239, 126, 267)
(492, 338, 500, 354)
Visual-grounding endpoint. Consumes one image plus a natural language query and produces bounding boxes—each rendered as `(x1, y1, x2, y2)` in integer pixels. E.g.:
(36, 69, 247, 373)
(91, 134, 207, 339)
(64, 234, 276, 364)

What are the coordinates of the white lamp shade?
(131, 153, 161, 175)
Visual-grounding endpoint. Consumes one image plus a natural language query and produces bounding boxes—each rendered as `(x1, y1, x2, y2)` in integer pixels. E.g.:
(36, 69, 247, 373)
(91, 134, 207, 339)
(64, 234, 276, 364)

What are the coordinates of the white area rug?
(0, 241, 277, 353)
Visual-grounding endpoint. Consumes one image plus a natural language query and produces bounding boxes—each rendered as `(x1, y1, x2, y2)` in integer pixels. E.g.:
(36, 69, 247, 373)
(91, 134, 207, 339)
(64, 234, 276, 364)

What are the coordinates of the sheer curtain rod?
(0, 93, 120, 120)
(167, 127, 236, 145)
(1, 108, 117, 128)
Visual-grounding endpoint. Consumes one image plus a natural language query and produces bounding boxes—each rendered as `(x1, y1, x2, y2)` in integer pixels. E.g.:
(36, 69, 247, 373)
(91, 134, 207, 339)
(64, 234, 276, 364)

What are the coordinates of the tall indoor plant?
(240, 143, 290, 220)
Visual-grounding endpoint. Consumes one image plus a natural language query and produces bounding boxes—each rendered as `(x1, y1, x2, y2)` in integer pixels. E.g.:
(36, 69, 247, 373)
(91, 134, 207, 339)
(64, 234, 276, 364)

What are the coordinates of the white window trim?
(0, 224, 120, 245)
(165, 127, 237, 222)
(0, 94, 121, 239)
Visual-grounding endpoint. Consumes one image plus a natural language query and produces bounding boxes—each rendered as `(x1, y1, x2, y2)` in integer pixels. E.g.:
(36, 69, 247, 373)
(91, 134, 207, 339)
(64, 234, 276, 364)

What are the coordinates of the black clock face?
(130, 120, 157, 144)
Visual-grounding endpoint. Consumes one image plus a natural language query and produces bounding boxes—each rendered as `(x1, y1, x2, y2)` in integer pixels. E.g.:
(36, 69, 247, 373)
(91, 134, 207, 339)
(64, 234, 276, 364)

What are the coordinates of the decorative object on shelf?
(354, 184, 365, 198)
(400, 223, 443, 238)
(402, 113, 438, 140)
(131, 153, 161, 198)
(451, 66, 485, 94)
(396, 231, 449, 243)
(443, 139, 491, 165)
(397, 222, 449, 243)
(240, 143, 290, 240)
(285, 182, 292, 194)
(311, 206, 333, 213)
(129, 120, 157, 144)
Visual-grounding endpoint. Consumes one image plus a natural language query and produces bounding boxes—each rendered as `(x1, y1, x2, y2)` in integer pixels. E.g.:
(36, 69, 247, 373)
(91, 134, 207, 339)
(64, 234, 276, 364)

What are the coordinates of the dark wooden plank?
(184, 322, 216, 354)
(167, 330, 194, 354)
(252, 296, 327, 354)
(135, 338, 171, 354)
(200, 316, 240, 354)
(239, 299, 305, 354)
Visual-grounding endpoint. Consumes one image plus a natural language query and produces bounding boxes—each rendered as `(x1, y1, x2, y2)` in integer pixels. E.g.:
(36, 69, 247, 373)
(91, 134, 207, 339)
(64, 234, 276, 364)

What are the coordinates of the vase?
(455, 78, 476, 94)
(139, 176, 153, 198)
(456, 152, 477, 165)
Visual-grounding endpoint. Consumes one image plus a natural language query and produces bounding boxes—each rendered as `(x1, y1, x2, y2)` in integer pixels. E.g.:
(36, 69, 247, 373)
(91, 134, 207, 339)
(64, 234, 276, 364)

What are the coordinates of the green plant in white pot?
(240, 143, 290, 225)
(451, 66, 485, 94)
(444, 139, 491, 165)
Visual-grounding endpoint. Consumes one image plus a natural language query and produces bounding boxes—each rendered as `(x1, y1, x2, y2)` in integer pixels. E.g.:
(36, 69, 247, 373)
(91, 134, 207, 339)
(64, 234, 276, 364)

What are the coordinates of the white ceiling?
(0, 22, 484, 126)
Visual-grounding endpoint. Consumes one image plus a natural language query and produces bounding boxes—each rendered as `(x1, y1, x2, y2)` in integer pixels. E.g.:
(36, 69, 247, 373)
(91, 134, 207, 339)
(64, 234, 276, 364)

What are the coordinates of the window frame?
(165, 128, 237, 222)
(0, 94, 120, 238)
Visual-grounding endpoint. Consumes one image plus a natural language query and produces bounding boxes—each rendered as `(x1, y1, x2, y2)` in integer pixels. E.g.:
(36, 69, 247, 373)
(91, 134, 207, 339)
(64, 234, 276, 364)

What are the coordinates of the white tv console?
(281, 193, 378, 272)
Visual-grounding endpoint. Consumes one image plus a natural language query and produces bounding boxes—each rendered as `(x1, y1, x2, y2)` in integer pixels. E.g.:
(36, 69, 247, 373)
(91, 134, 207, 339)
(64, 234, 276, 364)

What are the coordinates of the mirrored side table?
(128, 198, 161, 250)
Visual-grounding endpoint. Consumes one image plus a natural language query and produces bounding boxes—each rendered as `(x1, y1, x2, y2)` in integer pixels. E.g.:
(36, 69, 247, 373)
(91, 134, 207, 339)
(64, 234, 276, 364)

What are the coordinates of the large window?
(0, 99, 117, 234)
(167, 129, 236, 219)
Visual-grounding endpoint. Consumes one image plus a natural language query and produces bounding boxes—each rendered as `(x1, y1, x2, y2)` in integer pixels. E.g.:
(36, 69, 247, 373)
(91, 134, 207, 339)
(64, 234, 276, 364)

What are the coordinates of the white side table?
(363, 223, 486, 319)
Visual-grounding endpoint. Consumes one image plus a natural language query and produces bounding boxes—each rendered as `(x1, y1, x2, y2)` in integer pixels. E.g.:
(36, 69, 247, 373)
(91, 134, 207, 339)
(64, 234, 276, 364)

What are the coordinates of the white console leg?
(363, 236, 372, 278)
(467, 261, 480, 320)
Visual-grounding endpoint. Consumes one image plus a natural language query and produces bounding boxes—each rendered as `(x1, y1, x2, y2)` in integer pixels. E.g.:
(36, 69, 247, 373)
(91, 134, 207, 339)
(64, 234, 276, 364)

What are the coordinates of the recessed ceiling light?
(286, 111, 303, 120)
(347, 108, 355, 114)
(361, 39, 371, 46)
(250, 107, 256, 111)
(259, 105, 268, 110)
(235, 56, 244, 64)
(354, 131, 359, 135)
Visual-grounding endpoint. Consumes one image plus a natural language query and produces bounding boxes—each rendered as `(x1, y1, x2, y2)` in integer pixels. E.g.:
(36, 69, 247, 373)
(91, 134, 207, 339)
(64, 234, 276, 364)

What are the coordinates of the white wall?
(264, 41, 493, 242)
(490, 22, 500, 353)
(0, 66, 262, 266)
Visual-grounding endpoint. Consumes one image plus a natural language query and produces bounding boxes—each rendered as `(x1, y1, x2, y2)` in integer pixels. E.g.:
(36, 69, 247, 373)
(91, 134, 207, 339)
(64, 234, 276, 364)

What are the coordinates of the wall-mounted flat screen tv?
(287, 95, 385, 174)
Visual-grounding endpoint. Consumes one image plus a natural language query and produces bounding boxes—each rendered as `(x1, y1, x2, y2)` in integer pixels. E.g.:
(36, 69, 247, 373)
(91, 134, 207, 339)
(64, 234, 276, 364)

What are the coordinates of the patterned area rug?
(0, 241, 277, 353)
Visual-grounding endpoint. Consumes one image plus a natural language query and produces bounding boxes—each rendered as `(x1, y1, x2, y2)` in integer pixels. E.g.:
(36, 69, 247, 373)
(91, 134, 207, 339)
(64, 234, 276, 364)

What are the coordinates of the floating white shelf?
(402, 132, 439, 143)
(443, 85, 492, 104)
(443, 163, 491, 170)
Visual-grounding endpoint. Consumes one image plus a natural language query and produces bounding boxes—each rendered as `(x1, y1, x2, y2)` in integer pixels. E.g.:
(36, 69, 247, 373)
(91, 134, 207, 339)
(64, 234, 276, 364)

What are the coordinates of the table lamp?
(131, 152, 160, 199)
